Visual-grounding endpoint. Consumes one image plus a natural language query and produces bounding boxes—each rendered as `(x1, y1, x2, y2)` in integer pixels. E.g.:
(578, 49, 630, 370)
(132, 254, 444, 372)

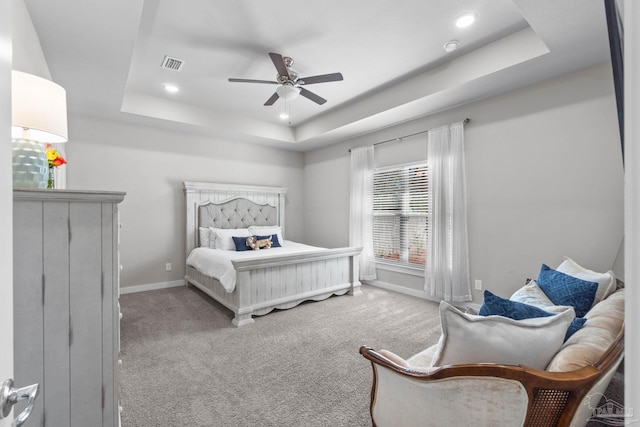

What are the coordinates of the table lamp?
(11, 70, 67, 188)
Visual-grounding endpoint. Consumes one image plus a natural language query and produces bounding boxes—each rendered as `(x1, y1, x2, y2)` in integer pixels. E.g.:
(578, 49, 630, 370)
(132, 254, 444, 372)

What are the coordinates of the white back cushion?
(431, 302, 574, 370)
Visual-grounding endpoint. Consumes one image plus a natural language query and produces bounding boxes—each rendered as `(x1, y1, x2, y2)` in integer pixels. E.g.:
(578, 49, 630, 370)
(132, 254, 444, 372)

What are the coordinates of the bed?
(184, 181, 363, 326)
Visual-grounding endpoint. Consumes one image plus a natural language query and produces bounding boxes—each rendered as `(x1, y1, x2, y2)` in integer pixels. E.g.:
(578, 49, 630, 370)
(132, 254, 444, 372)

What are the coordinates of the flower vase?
(47, 167, 54, 189)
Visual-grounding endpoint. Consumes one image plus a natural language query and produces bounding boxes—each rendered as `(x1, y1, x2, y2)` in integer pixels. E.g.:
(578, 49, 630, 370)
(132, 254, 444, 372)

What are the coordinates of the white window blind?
(373, 163, 428, 267)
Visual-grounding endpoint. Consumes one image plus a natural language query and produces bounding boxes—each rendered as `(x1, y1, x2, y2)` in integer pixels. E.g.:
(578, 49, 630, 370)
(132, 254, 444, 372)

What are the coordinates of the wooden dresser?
(13, 189, 125, 427)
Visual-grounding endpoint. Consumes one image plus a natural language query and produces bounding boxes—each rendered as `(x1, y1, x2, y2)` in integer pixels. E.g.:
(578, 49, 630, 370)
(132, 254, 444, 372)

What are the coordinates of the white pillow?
(430, 301, 575, 370)
(556, 257, 616, 305)
(198, 227, 212, 248)
(211, 228, 250, 251)
(248, 225, 283, 244)
(510, 281, 573, 314)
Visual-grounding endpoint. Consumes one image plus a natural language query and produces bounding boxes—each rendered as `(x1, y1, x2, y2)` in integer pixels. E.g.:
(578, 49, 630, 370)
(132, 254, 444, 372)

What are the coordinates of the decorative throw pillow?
(248, 226, 283, 245)
(256, 234, 281, 248)
(511, 281, 583, 319)
(430, 301, 574, 370)
(537, 264, 598, 318)
(479, 290, 554, 320)
(199, 227, 212, 248)
(556, 257, 616, 305)
(232, 236, 252, 251)
(510, 281, 577, 316)
(211, 228, 251, 251)
(510, 281, 555, 308)
(565, 317, 587, 340)
(482, 289, 584, 341)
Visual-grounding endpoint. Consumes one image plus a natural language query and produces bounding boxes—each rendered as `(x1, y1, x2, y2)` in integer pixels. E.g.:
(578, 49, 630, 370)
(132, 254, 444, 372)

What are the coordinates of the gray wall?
(14, 0, 623, 298)
(12, 0, 50, 79)
(13, 0, 307, 290)
(65, 115, 305, 288)
(304, 63, 624, 304)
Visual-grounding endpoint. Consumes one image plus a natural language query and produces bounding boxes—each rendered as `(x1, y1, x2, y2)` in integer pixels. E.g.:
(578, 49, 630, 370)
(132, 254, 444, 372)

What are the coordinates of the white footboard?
(185, 247, 362, 326)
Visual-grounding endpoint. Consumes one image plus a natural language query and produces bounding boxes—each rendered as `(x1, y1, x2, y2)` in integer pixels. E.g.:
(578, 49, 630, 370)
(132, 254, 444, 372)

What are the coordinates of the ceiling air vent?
(161, 55, 184, 71)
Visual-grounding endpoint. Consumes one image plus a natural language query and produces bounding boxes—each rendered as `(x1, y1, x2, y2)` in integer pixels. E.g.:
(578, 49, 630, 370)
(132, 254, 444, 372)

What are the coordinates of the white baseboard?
(120, 280, 184, 294)
(118, 278, 483, 313)
(366, 279, 481, 312)
(366, 279, 437, 301)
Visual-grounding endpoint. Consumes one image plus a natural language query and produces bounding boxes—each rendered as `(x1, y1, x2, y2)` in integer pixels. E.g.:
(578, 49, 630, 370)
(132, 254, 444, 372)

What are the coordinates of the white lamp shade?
(11, 70, 68, 143)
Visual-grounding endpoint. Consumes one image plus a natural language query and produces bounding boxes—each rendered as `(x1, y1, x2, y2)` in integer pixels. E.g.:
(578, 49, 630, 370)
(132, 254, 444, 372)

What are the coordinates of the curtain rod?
(348, 118, 471, 152)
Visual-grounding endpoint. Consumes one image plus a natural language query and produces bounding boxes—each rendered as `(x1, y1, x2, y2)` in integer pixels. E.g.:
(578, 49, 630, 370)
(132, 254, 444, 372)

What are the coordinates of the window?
(372, 162, 428, 268)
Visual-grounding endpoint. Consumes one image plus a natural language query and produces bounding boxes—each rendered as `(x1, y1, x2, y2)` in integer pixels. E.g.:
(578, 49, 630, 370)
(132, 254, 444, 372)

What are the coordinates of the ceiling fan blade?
(264, 92, 280, 106)
(297, 72, 344, 85)
(268, 52, 290, 79)
(228, 78, 278, 84)
(299, 87, 327, 105)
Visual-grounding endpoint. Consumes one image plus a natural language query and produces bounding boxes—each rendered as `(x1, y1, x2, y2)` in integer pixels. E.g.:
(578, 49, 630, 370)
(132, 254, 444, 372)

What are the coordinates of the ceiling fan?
(228, 52, 343, 106)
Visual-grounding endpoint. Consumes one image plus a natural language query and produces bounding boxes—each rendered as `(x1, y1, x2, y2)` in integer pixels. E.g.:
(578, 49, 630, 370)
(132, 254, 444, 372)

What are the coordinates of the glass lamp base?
(12, 138, 48, 189)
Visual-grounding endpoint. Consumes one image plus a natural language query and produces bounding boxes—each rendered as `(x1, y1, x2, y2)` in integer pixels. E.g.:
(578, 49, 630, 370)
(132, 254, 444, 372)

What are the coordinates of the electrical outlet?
(165, 263, 172, 272)
(474, 279, 482, 290)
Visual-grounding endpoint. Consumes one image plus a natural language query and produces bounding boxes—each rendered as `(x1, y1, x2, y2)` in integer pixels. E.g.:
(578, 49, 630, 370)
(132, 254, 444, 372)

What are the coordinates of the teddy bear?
(246, 235, 272, 250)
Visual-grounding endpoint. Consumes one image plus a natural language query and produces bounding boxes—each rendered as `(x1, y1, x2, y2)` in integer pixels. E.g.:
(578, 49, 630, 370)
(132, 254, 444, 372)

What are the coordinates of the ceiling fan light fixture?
(455, 12, 477, 28)
(279, 112, 289, 120)
(276, 85, 301, 101)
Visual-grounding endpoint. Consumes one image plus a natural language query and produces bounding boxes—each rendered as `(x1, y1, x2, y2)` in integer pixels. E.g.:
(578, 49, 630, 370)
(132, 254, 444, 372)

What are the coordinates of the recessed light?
(164, 84, 179, 93)
(455, 12, 477, 28)
(443, 40, 459, 52)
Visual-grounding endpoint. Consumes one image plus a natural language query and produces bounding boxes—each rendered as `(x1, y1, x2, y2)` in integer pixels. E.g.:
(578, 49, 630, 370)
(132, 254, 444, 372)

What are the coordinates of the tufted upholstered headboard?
(184, 182, 287, 256)
(198, 197, 278, 230)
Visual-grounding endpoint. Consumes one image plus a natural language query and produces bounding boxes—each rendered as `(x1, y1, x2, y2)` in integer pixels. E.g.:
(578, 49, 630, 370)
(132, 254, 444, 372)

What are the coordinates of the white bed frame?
(184, 181, 362, 326)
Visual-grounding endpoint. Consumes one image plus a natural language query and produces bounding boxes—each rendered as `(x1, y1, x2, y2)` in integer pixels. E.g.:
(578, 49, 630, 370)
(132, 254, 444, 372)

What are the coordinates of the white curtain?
(425, 122, 471, 301)
(349, 145, 377, 281)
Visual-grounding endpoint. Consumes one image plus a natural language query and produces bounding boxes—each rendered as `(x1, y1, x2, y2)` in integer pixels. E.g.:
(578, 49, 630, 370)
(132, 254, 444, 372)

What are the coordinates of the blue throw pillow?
(479, 290, 553, 319)
(256, 234, 281, 248)
(479, 290, 585, 342)
(232, 236, 252, 251)
(565, 317, 587, 340)
(537, 264, 598, 318)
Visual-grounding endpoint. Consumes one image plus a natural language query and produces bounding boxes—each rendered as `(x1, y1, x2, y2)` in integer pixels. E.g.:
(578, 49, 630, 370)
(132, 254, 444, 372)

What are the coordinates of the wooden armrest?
(361, 345, 600, 387)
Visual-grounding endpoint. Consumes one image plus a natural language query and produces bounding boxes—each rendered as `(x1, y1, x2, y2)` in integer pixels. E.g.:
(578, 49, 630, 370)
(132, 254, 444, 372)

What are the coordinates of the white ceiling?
(24, 0, 611, 151)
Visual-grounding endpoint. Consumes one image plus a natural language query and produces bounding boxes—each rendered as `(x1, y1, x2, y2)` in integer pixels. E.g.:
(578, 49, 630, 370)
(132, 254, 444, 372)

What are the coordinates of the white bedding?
(186, 241, 326, 293)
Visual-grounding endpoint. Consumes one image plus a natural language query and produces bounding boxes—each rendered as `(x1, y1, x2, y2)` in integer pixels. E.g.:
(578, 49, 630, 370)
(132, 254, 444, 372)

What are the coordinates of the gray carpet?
(119, 285, 624, 427)
(119, 285, 442, 426)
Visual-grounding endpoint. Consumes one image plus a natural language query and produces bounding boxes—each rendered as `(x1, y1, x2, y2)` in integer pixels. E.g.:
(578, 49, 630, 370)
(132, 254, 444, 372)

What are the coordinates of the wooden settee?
(360, 286, 624, 427)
